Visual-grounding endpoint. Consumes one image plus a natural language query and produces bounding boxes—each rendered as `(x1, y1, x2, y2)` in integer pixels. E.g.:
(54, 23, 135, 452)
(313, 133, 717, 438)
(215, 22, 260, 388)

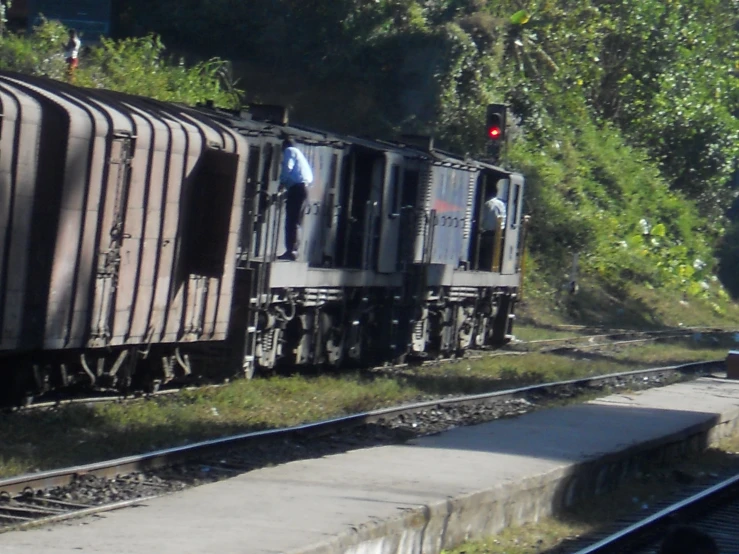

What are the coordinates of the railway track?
(0, 359, 723, 533)
(570, 471, 739, 553)
(513, 326, 733, 353)
(11, 326, 733, 412)
(416, 326, 733, 363)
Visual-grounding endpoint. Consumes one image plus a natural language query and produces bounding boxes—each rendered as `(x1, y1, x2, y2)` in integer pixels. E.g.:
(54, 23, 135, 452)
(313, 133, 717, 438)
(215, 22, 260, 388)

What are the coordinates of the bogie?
(0, 72, 527, 404)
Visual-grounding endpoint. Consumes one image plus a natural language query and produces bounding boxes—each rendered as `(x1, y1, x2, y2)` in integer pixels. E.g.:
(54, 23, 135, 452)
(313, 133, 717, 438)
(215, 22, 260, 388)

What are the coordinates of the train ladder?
(242, 192, 282, 378)
(393, 207, 417, 360)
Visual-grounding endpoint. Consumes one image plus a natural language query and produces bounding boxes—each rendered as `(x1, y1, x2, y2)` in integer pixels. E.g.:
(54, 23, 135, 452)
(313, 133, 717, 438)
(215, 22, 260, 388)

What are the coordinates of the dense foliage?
(114, 0, 738, 191)
(2, 1, 738, 302)
(0, 19, 240, 107)
(114, 0, 739, 299)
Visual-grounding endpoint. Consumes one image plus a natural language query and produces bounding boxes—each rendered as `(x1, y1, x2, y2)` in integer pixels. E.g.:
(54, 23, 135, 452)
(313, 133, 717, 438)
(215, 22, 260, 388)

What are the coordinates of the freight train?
(0, 71, 528, 404)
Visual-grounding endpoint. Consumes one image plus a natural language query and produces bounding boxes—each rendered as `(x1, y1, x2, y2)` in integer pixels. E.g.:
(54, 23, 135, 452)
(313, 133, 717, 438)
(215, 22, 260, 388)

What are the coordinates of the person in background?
(478, 184, 507, 270)
(659, 525, 719, 554)
(278, 137, 314, 261)
(64, 29, 81, 83)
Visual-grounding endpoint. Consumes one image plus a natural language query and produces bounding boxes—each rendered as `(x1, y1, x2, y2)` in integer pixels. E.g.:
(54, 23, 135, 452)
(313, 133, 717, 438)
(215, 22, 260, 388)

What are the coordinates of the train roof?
(192, 104, 493, 170)
(473, 159, 522, 178)
(0, 73, 521, 177)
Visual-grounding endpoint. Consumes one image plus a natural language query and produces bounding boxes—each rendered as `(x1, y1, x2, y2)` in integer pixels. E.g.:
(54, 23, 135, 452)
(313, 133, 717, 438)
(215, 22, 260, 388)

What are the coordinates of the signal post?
(486, 103, 507, 166)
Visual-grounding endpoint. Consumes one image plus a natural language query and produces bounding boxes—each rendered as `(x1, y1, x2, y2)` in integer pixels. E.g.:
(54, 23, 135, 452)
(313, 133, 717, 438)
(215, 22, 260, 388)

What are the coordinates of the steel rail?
(0, 359, 722, 499)
(21, 384, 224, 411)
(572, 472, 739, 554)
(539, 334, 709, 352)
(370, 327, 733, 371)
(15, 326, 733, 411)
(517, 326, 732, 348)
(1, 496, 162, 533)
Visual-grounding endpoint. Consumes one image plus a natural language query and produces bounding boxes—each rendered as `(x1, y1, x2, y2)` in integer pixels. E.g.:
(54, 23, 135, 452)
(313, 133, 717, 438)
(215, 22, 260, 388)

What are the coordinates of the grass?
(506, 325, 587, 342)
(0, 374, 422, 477)
(442, 434, 739, 554)
(388, 337, 733, 396)
(518, 273, 739, 332)
(0, 279, 736, 479)
(0, 334, 733, 479)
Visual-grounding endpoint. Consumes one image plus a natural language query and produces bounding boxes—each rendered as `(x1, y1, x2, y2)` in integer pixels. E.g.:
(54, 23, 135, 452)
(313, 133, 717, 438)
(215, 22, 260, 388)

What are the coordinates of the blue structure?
(29, 0, 112, 38)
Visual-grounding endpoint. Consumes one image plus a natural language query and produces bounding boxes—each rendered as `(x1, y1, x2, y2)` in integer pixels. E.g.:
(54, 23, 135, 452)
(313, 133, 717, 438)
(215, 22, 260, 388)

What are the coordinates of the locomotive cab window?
(510, 181, 521, 228)
(402, 169, 420, 208)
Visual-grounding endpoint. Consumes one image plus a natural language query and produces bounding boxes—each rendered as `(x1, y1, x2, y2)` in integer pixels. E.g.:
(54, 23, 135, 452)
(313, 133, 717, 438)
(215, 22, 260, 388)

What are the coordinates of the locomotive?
(0, 71, 528, 404)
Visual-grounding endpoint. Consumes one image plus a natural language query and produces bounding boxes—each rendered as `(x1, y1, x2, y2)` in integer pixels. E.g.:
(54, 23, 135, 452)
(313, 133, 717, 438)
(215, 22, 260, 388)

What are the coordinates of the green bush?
(74, 34, 240, 107)
(718, 222, 739, 298)
(0, 18, 68, 78)
(508, 93, 714, 297)
(2, 5, 736, 305)
(0, 19, 241, 108)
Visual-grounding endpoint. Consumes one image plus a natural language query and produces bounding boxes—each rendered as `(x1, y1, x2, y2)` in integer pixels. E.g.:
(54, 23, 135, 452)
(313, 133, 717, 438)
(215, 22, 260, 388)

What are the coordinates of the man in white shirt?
(481, 195, 506, 234)
(64, 29, 81, 82)
(278, 138, 314, 261)
(478, 187, 507, 270)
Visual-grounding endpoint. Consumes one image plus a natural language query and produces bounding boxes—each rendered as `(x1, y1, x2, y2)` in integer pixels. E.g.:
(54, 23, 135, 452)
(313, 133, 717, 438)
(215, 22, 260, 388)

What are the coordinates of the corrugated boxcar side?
(206, 117, 248, 340)
(0, 73, 248, 353)
(178, 109, 244, 343)
(0, 75, 98, 351)
(54, 85, 122, 348)
(41, 85, 98, 348)
(137, 101, 247, 345)
(112, 97, 173, 345)
(85, 94, 248, 347)
(106, 96, 191, 346)
(0, 82, 43, 350)
(81, 96, 136, 348)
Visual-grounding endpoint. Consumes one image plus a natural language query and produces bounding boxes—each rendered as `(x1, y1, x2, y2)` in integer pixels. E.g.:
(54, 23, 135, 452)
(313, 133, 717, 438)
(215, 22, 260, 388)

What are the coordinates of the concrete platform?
(3, 377, 739, 554)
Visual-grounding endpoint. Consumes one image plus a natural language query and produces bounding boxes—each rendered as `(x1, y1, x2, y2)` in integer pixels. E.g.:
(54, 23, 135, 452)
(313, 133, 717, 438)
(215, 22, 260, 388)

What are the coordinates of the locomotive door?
(337, 147, 384, 269)
(238, 145, 261, 264)
(90, 133, 133, 345)
(501, 173, 523, 275)
(322, 152, 340, 265)
(377, 153, 403, 273)
(469, 172, 497, 271)
(251, 143, 276, 260)
(298, 145, 322, 265)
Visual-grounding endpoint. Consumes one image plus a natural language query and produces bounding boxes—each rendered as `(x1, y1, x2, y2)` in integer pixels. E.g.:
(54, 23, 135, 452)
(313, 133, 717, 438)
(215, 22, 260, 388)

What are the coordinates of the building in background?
(7, 0, 112, 38)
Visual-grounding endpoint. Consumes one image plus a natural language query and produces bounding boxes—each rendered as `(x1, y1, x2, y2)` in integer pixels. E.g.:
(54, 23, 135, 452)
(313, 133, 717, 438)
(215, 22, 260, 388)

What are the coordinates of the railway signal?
(486, 103, 507, 164)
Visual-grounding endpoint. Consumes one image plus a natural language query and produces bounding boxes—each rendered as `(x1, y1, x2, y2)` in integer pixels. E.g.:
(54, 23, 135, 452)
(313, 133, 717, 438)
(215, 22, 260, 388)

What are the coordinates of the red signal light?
(486, 104, 507, 163)
(488, 126, 501, 140)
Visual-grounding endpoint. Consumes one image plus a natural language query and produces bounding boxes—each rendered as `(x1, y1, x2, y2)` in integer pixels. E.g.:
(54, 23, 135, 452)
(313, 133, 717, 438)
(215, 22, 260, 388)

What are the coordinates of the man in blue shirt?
(278, 138, 314, 261)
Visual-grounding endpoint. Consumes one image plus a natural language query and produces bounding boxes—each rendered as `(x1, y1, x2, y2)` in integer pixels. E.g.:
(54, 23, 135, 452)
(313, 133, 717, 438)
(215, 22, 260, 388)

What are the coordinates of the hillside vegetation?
(2, 1, 738, 326)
